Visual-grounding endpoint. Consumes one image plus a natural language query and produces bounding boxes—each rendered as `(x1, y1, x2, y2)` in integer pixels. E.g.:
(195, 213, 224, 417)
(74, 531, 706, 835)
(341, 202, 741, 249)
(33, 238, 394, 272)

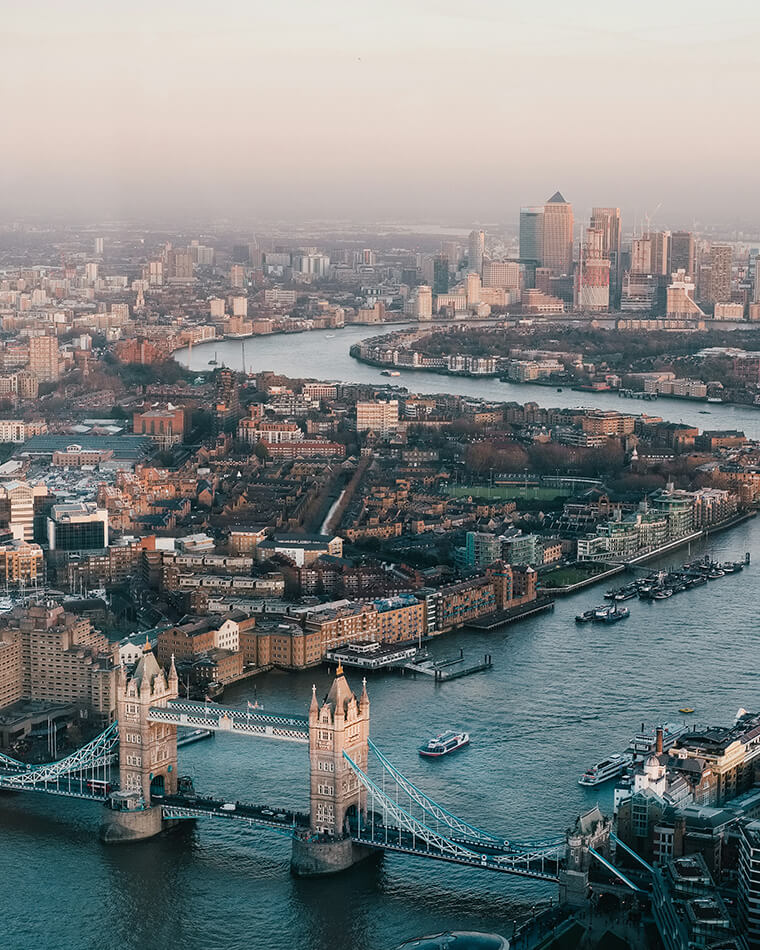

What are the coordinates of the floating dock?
(404, 649, 493, 682)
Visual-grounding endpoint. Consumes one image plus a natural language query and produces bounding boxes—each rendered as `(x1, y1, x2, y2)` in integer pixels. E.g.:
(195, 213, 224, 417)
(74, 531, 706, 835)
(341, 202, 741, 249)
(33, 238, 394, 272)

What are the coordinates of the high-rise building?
(0, 480, 49, 541)
(28, 335, 60, 382)
(466, 272, 481, 307)
(0, 603, 118, 727)
(519, 207, 543, 262)
(669, 231, 695, 278)
(432, 255, 449, 295)
(707, 244, 732, 304)
(229, 264, 246, 289)
(482, 261, 521, 290)
(590, 207, 621, 297)
(631, 238, 652, 275)
(468, 230, 485, 275)
(47, 503, 108, 551)
(648, 231, 670, 277)
(576, 227, 610, 312)
(666, 270, 704, 319)
(356, 400, 398, 436)
(541, 192, 574, 276)
(441, 242, 461, 270)
(739, 820, 760, 947)
(414, 285, 433, 321)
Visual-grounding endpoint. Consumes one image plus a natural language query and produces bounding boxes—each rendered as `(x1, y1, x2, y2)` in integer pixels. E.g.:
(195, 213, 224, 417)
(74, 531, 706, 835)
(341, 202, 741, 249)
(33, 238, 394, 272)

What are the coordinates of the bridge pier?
(99, 800, 166, 843)
(290, 834, 375, 877)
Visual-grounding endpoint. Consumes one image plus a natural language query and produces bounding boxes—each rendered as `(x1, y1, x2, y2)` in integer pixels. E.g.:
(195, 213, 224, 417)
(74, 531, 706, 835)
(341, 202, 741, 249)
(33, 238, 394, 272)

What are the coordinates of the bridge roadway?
(148, 700, 309, 743)
(159, 793, 310, 835)
(348, 818, 561, 881)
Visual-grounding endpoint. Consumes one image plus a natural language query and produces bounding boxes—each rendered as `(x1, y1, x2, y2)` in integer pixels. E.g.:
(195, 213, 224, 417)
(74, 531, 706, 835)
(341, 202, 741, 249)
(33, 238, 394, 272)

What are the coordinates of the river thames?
(3, 329, 760, 950)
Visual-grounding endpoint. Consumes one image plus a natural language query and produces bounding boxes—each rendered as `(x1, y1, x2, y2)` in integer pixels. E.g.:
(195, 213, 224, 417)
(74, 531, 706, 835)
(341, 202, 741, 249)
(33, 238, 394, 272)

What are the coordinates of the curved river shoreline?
(3, 329, 760, 950)
(176, 326, 760, 439)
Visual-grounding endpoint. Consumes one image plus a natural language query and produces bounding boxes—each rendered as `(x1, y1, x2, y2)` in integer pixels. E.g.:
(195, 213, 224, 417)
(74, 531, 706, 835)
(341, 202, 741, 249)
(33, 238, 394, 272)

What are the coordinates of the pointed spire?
(360, 676, 369, 708)
(336, 662, 344, 676)
(310, 683, 319, 713)
(143, 634, 152, 653)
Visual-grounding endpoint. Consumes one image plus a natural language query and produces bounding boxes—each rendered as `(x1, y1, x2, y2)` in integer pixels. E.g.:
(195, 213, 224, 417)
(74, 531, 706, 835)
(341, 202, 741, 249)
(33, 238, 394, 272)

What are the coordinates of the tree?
(254, 442, 270, 461)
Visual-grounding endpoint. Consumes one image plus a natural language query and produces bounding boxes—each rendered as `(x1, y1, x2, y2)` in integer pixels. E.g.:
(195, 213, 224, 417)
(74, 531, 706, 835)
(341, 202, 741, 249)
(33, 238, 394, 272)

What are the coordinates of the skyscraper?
(575, 227, 610, 312)
(519, 207, 543, 262)
(669, 231, 695, 278)
(541, 192, 574, 276)
(432, 255, 449, 295)
(468, 230, 485, 275)
(708, 244, 732, 304)
(590, 207, 621, 303)
(649, 231, 670, 277)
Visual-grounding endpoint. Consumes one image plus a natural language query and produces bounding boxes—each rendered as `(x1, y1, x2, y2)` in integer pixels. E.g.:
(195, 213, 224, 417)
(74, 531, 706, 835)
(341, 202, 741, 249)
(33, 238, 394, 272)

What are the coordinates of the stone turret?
(308, 663, 369, 836)
(292, 667, 374, 876)
(101, 640, 178, 844)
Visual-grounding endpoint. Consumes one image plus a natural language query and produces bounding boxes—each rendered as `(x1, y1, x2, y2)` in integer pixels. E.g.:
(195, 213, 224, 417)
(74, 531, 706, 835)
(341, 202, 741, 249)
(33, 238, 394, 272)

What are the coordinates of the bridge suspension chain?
(367, 740, 563, 852)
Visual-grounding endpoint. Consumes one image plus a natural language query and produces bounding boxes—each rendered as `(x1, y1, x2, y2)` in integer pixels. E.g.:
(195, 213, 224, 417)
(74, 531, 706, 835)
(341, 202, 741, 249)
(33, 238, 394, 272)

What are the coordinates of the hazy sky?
(3, 0, 760, 226)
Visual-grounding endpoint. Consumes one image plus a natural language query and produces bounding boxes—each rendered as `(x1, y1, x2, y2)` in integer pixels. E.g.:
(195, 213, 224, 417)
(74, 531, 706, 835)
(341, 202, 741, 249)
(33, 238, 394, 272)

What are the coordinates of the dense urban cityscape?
(3, 203, 760, 949)
(6, 2, 760, 949)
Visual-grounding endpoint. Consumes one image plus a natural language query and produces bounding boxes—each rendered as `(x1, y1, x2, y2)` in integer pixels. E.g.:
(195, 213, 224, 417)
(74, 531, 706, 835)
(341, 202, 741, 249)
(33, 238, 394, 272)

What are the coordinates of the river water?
(3, 329, 760, 950)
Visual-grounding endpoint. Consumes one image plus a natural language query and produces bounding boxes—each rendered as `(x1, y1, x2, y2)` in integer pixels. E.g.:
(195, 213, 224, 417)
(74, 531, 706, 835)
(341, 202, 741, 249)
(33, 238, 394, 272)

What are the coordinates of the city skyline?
(3, 0, 760, 223)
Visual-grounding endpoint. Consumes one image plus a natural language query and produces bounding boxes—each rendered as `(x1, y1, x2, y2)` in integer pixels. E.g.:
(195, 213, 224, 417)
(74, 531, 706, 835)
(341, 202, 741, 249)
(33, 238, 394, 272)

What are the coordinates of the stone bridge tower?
(101, 640, 179, 843)
(307, 664, 369, 835)
(292, 665, 373, 875)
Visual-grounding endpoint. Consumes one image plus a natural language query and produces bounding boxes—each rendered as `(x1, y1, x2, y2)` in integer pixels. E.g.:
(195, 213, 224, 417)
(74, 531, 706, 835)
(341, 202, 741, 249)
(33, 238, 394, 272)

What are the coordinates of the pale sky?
(2, 0, 759, 226)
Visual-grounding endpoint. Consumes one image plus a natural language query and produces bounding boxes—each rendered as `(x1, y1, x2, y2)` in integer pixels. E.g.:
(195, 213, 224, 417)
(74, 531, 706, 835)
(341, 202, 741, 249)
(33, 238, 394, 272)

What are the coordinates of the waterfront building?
(541, 192, 574, 276)
(648, 484, 695, 538)
(0, 603, 117, 728)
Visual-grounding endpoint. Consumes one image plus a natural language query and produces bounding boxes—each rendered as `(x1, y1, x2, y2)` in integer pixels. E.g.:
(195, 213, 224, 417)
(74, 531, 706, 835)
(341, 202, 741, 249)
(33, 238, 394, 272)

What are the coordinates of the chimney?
(656, 727, 664, 756)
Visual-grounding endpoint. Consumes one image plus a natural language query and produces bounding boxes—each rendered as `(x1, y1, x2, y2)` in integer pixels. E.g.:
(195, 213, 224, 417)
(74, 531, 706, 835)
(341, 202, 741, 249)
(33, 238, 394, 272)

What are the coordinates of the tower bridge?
(0, 640, 629, 899)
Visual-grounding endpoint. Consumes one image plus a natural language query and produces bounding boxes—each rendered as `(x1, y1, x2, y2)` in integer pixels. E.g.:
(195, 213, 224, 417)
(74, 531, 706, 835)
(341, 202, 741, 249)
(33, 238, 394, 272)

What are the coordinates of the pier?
(404, 649, 493, 681)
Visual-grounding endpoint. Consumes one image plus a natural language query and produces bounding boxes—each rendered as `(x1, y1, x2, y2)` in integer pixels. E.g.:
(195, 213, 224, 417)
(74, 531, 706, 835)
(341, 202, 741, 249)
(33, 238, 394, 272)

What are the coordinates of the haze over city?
(4, 0, 760, 224)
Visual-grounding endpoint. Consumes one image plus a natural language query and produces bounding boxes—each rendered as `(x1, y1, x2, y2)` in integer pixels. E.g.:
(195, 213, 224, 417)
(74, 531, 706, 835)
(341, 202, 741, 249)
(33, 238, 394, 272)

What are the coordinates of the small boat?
(679, 707, 695, 715)
(325, 334, 335, 338)
(381, 370, 401, 377)
(579, 753, 633, 786)
(556, 387, 563, 392)
(419, 730, 470, 758)
(707, 570, 724, 580)
(602, 607, 630, 623)
(614, 589, 637, 601)
(653, 589, 673, 600)
(575, 609, 595, 623)
(208, 350, 219, 365)
(604, 590, 617, 600)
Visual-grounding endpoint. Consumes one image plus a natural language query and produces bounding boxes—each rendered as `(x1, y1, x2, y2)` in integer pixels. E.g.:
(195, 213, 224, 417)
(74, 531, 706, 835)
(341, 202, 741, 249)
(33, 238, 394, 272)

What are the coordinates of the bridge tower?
(100, 639, 179, 843)
(291, 665, 374, 876)
(559, 805, 612, 906)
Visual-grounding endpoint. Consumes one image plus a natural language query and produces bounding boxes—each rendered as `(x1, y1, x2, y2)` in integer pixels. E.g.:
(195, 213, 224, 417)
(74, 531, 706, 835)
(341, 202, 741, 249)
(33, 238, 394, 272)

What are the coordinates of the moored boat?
(579, 752, 633, 786)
